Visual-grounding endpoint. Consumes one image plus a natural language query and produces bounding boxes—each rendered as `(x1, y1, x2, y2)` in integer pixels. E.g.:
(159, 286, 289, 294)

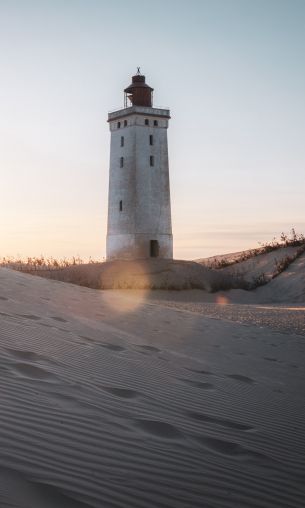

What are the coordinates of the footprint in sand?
(179, 378, 214, 389)
(135, 419, 183, 439)
(99, 343, 125, 352)
(79, 335, 95, 344)
(194, 436, 269, 462)
(135, 345, 160, 354)
(49, 392, 95, 412)
(0, 468, 89, 508)
(185, 368, 214, 376)
(51, 316, 68, 323)
(16, 314, 41, 321)
(5, 348, 55, 364)
(0, 296, 8, 300)
(12, 362, 58, 382)
(187, 412, 253, 431)
(226, 374, 254, 384)
(102, 386, 139, 399)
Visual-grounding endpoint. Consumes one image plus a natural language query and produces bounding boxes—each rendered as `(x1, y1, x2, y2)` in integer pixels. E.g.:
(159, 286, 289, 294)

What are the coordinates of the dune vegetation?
(1, 230, 304, 292)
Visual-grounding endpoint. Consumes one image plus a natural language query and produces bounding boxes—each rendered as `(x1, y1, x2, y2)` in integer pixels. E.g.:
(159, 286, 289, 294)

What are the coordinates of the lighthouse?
(106, 70, 173, 260)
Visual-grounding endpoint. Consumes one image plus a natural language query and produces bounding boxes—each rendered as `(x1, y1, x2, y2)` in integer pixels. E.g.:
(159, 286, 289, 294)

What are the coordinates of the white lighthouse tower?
(106, 70, 173, 260)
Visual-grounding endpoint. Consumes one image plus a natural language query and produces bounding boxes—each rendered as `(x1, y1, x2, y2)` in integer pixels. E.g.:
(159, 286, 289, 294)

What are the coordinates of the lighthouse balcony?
(108, 105, 170, 122)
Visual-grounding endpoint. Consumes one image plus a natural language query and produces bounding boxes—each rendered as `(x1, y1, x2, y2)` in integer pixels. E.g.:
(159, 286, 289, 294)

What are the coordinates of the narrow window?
(124, 120, 127, 127)
(121, 136, 124, 147)
(145, 119, 149, 126)
(149, 134, 153, 146)
(120, 156, 124, 168)
(154, 120, 158, 126)
(150, 155, 154, 167)
(119, 200, 123, 211)
(117, 121, 121, 128)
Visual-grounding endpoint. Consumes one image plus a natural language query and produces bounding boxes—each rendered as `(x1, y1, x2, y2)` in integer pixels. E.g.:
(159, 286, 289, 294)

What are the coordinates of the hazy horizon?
(1, 0, 304, 260)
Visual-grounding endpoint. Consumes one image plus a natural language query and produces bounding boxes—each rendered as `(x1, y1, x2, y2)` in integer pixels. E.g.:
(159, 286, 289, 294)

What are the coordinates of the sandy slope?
(0, 267, 305, 507)
(221, 246, 301, 281)
(31, 258, 231, 290)
(198, 246, 303, 282)
(254, 251, 305, 302)
(19, 246, 304, 292)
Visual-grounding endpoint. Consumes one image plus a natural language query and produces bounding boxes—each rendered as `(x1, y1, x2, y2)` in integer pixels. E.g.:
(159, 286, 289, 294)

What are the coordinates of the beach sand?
(0, 266, 305, 507)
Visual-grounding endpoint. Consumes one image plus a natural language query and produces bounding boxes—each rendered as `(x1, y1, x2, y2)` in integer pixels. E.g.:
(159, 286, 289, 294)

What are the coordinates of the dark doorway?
(150, 240, 159, 258)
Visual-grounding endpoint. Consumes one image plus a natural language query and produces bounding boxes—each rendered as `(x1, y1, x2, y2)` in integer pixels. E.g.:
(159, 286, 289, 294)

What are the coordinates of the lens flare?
(99, 260, 151, 314)
(216, 294, 229, 305)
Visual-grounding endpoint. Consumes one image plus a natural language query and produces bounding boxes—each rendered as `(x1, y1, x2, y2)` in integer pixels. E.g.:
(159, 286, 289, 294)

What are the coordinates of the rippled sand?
(0, 268, 305, 507)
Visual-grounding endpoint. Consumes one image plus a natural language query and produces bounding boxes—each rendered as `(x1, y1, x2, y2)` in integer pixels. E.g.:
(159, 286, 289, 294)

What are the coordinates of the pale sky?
(0, 0, 304, 260)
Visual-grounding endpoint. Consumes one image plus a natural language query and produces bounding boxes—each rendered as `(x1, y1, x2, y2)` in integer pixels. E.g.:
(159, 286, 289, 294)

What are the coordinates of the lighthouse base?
(106, 234, 173, 260)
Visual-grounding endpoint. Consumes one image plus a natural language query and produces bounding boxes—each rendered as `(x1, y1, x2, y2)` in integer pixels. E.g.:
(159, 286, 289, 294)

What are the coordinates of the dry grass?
(202, 229, 305, 269)
(2, 229, 304, 291)
(1, 258, 249, 292)
(0, 255, 102, 272)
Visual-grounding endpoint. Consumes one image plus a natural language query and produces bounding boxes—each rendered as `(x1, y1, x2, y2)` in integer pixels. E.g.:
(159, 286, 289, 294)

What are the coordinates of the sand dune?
(198, 245, 303, 283)
(0, 267, 305, 507)
(14, 245, 304, 295)
(22, 258, 242, 291)
(254, 251, 305, 302)
(220, 246, 301, 281)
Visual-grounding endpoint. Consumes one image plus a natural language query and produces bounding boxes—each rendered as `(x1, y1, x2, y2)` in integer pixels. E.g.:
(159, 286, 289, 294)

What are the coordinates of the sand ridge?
(0, 267, 305, 507)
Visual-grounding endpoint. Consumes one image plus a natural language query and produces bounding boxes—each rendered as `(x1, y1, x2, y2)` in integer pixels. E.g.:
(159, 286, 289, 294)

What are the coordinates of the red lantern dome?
(124, 69, 153, 107)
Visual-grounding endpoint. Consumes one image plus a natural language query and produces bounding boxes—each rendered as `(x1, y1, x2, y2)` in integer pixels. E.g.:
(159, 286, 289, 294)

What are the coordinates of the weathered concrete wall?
(107, 234, 173, 260)
(106, 106, 173, 260)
